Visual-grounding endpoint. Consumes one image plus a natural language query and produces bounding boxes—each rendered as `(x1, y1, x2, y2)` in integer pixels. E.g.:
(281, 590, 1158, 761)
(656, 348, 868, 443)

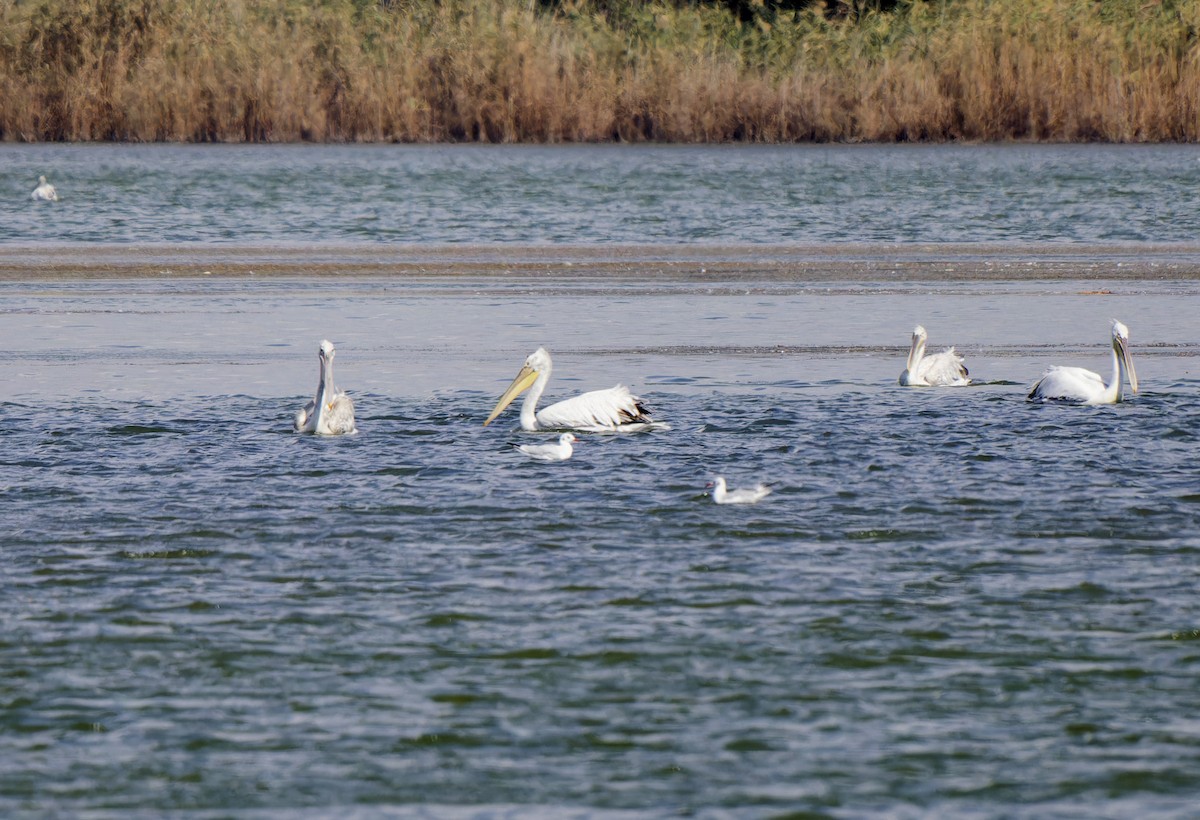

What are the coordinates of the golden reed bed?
(2, 0, 1198, 143)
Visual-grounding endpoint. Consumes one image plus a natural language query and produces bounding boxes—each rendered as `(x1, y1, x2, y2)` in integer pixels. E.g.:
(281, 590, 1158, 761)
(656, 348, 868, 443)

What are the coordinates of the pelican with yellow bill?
(484, 347, 668, 433)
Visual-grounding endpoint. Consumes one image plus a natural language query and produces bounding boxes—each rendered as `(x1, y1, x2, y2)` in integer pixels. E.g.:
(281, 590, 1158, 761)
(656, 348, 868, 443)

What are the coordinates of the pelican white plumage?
(898, 325, 970, 386)
(517, 432, 577, 462)
(1028, 319, 1138, 405)
(709, 477, 771, 505)
(294, 339, 357, 435)
(31, 175, 58, 202)
(484, 347, 667, 432)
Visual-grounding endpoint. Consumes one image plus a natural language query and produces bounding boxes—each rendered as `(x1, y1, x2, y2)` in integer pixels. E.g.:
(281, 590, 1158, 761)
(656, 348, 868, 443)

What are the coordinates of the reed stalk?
(1, 0, 1198, 142)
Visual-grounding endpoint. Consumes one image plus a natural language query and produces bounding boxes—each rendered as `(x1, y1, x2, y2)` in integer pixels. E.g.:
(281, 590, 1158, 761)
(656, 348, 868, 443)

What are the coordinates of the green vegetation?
(1, 0, 1198, 142)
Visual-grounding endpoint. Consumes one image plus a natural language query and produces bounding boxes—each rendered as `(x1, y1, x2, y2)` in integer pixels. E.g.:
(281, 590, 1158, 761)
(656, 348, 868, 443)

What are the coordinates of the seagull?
(709, 477, 771, 505)
(1028, 319, 1138, 404)
(898, 325, 970, 386)
(294, 339, 357, 435)
(517, 432, 577, 462)
(31, 175, 58, 202)
(484, 347, 667, 432)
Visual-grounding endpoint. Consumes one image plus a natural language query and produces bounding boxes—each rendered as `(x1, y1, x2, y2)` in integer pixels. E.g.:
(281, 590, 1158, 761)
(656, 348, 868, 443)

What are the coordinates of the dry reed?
(1, 0, 1198, 143)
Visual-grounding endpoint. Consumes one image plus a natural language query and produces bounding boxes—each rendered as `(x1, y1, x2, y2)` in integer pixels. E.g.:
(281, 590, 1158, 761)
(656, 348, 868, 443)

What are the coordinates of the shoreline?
(4, 243, 1200, 283)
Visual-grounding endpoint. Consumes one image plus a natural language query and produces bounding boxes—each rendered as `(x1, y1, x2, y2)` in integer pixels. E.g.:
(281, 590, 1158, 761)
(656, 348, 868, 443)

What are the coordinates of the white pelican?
(483, 347, 667, 432)
(898, 325, 970, 386)
(31, 175, 58, 202)
(517, 432, 577, 462)
(1028, 319, 1138, 405)
(709, 477, 771, 505)
(294, 339, 357, 435)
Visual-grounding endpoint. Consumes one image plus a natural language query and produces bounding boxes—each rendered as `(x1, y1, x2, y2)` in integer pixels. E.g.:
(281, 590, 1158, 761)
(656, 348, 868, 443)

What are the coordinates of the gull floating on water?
(484, 347, 667, 432)
(294, 339, 357, 435)
(709, 477, 771, 505)
(31, 175, 58, 202)
(1028, 319, 1138, 405)
(898, 325, 970, 386)
(517, 432, 577, 462)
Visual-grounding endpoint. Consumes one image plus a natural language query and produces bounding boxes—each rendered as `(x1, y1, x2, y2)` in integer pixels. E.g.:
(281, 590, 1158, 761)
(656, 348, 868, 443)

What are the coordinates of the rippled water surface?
(3, 144, 1200, 817)
(5, 142, 1200, 243)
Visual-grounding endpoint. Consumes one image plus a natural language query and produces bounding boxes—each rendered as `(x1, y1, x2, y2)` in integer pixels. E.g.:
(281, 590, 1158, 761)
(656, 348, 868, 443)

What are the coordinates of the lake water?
(5, 143, 1200, 244)
(3, 144, 1200, 818)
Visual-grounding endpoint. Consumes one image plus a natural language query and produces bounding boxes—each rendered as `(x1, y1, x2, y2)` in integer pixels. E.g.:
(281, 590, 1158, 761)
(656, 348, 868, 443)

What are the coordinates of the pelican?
(517, 432, 577, 462)
(31, 175, 58, 202)
(294, 339, 357, 435)
(1028, 319, 1138, 405)
(709, 477, 771, 505)
(898, 325, 970, 386)
(483, 347, 667, 432)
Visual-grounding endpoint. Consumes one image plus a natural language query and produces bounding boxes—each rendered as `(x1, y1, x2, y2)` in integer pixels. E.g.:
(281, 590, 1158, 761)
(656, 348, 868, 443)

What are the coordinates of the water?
(3, 144, 1200, 818)
(4, 142, 1200, 244)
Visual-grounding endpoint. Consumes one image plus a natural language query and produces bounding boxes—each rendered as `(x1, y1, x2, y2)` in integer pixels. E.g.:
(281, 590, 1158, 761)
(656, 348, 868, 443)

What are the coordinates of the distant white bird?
(484, 347, 667, 432)
(517, 432, 577, 462)
(898, 325, 970, 386)
(709, 477, 771, 505)
(1028, 319, 1138, 405)
(31, 175, 58, 202)
(294, 339, 357, 435)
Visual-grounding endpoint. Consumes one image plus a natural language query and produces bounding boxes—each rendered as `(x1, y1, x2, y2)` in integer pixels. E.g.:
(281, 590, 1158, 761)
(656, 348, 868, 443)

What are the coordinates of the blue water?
(3, 144, 1200, 818)
(4, 142, 1200, 244)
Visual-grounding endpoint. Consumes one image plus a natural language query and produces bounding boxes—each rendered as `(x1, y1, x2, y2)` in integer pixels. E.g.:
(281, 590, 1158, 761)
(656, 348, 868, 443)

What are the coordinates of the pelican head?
(38, 175, 47, 185)
(908, 325, 928, 361)
(484, 347, 551, 426)
(317, 339, 338, 387)
(898, 325, 928, 386)
(1111, 319, 1138, 395)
